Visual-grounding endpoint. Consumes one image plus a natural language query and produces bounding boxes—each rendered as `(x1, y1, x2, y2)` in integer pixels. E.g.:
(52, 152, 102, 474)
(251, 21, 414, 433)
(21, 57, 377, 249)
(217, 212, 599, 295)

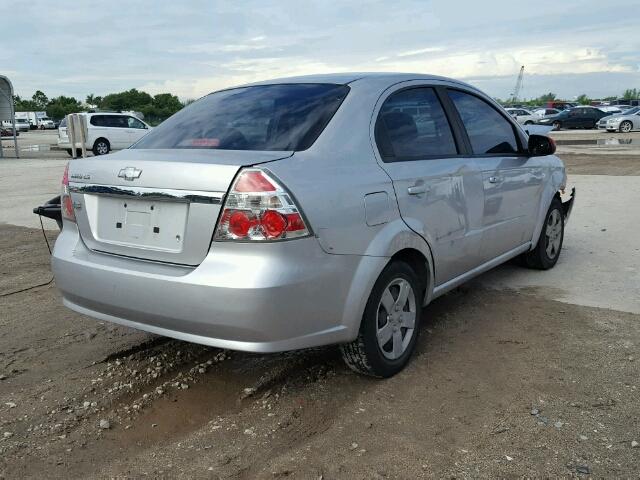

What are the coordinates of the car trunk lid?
(68, 148, 292, 265)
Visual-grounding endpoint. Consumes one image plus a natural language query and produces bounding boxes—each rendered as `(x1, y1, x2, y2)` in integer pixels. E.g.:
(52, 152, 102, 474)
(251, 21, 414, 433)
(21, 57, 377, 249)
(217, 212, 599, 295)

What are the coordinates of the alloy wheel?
(96, 142, 109, 155)
(376, 278, 416, 360)
(545, 209, 562, 259)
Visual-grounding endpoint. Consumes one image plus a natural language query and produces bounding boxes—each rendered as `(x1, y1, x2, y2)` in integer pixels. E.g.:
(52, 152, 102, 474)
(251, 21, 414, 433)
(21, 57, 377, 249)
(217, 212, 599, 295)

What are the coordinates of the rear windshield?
(133, 83, 349, 151)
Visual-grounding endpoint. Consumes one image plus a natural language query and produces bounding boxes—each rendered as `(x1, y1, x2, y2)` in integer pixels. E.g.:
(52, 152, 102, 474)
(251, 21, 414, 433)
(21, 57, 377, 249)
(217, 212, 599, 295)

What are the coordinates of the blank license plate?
(93, 197, 189, 252)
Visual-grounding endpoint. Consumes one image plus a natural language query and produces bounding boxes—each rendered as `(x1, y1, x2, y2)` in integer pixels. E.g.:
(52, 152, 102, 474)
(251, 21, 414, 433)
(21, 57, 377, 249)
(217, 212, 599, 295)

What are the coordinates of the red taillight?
(62, 162, 69, 186)
(213, 169, 310, 241)
(61, 163, 76, 222)
(261, 210, 287, 239)
(228, 211, 252, 237)
(234, 170, 276, 192)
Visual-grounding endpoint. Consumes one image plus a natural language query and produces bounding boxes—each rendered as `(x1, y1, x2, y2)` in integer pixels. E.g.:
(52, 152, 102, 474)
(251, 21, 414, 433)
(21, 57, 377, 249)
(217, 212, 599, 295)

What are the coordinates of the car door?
(125, 116, 149, 145)
(103, 115, 130, 149)
(446, 88, 545, 263)
(564, 109, 581, 128)
(374, 85, 485, 285)
(578, 109, 593, 128)
(88, 115, 110, 146)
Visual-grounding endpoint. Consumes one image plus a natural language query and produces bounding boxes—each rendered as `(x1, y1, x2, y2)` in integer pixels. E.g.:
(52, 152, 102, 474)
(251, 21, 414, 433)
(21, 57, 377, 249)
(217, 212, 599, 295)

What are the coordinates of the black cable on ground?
(0, 215, 54, 298)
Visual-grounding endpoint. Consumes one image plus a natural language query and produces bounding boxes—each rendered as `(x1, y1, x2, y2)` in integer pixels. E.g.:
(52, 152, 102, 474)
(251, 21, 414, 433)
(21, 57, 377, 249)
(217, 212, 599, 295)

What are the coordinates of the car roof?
(241, 72, 475, 88)
(85, 112, 130, 116)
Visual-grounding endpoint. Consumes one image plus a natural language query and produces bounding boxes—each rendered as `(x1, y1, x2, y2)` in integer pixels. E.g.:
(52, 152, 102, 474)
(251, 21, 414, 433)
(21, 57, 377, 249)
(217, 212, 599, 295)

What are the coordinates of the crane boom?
(510, 65, 524, 104)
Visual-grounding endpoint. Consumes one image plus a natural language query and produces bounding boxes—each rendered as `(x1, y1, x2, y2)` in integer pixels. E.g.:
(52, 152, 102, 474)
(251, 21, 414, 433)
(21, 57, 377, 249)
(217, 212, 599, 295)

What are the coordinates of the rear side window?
(105, 115, 128, 128)
(90, 115, 106, 127)
(448, 90, 519, 155)
(375, 87, 458, 161)
(133, 84, 349, 151)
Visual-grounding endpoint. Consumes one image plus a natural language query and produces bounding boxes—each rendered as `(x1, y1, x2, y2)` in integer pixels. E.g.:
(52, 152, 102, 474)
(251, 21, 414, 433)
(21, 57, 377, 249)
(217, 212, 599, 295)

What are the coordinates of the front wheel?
(524, 120, 534, 125)
(619, 121, 633, 133)
(552, 121, 561, 130)
(340, 261, 423, 378)
(520, 198, 564, 270)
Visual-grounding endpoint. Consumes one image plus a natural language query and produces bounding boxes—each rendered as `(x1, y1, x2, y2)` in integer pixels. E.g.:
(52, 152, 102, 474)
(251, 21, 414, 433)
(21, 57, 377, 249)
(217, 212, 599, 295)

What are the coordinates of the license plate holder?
(93, 197, 188, 253)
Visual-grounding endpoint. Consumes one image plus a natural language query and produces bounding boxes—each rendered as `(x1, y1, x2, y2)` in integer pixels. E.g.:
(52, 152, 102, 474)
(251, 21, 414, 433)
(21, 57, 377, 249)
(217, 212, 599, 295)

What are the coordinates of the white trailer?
(15, 111, 48, 129)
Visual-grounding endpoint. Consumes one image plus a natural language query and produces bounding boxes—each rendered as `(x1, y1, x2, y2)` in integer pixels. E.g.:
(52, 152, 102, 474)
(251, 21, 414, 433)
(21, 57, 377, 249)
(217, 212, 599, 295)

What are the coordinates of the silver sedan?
(603, 107, 640, 132)
(52, 73, 574, 377)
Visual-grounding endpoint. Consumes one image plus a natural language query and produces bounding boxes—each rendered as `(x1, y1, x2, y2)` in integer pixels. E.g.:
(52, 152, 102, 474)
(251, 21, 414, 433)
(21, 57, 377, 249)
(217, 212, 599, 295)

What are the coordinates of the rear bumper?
(52, 224, 384, 353)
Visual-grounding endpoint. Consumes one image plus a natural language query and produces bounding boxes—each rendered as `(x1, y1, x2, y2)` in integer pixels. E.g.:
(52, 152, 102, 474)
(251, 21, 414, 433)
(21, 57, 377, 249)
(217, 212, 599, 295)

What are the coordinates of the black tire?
(619, 121, 633, 133)
(65, 148, 83, 157)
(520, 197, 564, 270)
(92, 138, 110, 156)
(340, 261, 423, 378)
(524, 120, 534, 125)
(552, 121, 561, 130)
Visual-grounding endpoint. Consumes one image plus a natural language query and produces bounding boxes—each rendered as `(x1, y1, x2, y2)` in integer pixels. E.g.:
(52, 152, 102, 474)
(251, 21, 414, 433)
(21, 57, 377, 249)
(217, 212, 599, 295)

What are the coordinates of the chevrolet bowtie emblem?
(118, 167, 142, 181)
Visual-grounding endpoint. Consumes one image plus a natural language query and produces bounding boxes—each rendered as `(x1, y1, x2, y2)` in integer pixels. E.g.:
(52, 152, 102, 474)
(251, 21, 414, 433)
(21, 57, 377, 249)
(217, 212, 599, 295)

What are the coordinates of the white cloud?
(4, 0, 639, 100)
(397, 46, 445, 57)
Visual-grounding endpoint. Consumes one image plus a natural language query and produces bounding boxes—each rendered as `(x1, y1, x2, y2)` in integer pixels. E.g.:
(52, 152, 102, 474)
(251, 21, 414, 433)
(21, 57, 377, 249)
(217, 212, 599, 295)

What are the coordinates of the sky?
(2, 0, 639, 102)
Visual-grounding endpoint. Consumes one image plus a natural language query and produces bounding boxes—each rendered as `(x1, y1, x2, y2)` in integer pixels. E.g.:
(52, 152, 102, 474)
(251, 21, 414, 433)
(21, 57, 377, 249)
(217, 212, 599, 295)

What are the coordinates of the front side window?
(375, 87, 458, 161)
(127, 117, 145, 129)
(448, 90, 519, 155)
(133, 83, 349, 151)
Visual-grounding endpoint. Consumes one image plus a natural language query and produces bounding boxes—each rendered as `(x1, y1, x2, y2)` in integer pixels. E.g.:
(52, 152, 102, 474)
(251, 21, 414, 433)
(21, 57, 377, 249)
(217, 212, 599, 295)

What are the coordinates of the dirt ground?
(560, 154, 640, 176)
(1, 153, 639, 478)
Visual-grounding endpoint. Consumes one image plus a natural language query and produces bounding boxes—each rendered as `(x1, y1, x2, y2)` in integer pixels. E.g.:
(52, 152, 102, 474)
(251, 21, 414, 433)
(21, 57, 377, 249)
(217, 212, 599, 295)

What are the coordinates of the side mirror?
(528, 134, 556, 156)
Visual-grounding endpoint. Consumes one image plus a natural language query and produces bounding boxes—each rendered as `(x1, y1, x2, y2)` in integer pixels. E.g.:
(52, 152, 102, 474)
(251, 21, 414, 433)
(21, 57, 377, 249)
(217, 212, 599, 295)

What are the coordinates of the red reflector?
(261, 210, 286, 238)
(62, 195, 75, 220)
(234, 171, 276, 192)
(190, 138, 220, 147)
(62, 163, 69, 186)
(228, 211, 252, 237)
(285, 213, 306, 231)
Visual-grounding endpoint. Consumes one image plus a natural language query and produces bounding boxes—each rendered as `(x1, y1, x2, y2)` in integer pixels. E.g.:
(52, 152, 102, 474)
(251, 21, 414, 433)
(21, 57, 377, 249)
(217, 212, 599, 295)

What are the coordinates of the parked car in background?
(505, 107, 538, 125)
(52, 73, 574, 378)
(532, 108, 561, 118)
(39, 117, 56, 129)
(58, 112, 152, 156)
(603, 108, 640, 133)
(598, 106, 623, 114)
(597, 107, 640, 129)
(1, 126, 19, 137)
(13, 118, 30, 132)
(537, 107, 608, 130)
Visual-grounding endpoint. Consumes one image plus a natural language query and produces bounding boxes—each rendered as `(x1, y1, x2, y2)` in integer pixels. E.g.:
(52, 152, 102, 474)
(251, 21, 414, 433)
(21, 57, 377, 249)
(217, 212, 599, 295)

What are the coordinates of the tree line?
(13, 89, 188, 125)
(501, 88, 639, 107)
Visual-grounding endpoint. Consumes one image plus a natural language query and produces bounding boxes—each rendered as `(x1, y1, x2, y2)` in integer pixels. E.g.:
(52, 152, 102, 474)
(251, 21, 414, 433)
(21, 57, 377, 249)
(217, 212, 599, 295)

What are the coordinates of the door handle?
(407, 184, 428, 195)
(488, 176, 503, 184)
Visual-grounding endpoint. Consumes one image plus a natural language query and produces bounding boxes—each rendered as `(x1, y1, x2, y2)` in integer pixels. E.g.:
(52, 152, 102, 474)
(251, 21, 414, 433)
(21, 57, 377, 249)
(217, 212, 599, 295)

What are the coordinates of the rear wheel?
(524, 120, 534, 125)
(620, 121, 633, 133)
(520, 197, 564, 270)
(552, 121, 561, 130)
(92, 138, 110, 155)
(340, 261, 423, 378)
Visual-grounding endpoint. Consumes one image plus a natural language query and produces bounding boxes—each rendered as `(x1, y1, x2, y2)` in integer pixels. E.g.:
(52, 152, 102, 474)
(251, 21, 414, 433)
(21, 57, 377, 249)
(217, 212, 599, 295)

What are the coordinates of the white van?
(58, 112, 151, 156)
